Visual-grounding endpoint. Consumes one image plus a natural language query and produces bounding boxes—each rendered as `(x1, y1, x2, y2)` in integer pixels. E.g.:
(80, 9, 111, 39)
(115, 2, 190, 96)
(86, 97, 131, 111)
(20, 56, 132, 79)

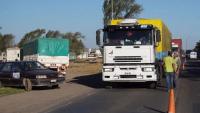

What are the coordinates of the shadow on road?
(68, 73, 167, 91)
(32, 86, 60, 90)
(180, 70, 200, 82)
(144, 106, 166, 113)
(68, 73, 104, 88)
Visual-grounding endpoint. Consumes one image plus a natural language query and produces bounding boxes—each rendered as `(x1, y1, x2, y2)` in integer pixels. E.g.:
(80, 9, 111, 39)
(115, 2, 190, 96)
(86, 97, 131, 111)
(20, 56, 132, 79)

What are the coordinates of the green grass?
(0, 87, 25, 96)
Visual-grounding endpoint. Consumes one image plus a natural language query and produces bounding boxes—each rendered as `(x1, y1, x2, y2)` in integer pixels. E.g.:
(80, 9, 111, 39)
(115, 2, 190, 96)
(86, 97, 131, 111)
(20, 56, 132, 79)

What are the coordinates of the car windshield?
(104, 29, 153, 46)
(23, 62, 47, 70)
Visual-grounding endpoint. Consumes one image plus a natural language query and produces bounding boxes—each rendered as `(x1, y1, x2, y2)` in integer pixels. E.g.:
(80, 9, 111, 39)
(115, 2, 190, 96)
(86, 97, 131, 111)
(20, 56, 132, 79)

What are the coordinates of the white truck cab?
(96, 19, 170, 88)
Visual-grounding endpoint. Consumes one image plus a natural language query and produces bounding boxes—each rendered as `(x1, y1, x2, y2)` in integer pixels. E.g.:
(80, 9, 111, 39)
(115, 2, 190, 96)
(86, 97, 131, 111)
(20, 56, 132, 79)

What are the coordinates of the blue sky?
(0, 0, 199, 49)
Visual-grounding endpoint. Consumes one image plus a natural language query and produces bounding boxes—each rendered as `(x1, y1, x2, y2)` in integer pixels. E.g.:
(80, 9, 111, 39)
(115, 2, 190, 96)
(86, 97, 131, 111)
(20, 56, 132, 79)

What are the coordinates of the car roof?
(0, 61, 37, 64)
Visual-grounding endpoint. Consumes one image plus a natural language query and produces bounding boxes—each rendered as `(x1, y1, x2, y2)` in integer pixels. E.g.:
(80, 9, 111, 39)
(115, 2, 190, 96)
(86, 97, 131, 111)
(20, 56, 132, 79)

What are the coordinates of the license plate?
(50, 64, 56, 67)
(124, 72, 131, 75)
(137, 75, 143, 79)
(51, 79, 57, 82)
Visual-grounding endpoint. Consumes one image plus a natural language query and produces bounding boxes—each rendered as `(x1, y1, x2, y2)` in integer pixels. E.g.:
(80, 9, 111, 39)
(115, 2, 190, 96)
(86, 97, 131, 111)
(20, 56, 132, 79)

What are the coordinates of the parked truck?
(172, 38, 183, 56)
(22, 38, 69, 74)
(96, 19, 172, 88)
(6, 47, 20, 61)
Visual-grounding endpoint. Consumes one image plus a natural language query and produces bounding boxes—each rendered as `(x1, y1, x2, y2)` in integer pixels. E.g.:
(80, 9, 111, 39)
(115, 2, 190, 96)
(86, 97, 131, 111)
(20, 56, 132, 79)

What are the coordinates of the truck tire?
(104, 82, 113, 89)
(23, 78, 32, 91)
(149, 82, 157, 89)
(156, 63, 164, 85)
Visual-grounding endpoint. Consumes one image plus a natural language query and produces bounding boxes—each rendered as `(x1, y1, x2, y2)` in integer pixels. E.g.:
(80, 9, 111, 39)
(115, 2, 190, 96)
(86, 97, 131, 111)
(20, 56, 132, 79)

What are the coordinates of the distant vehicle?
(190, 51, 197, 59)
(22, 38, 69, 74)
(0, 61, 65, 91)
(172, 38, 183, 57)
(183, 60, 200, 73)
(6, 47, 20, 61)
(96, 19, 172, 88)
(0, 52, 6, 62)
(185, 50, 192, 59)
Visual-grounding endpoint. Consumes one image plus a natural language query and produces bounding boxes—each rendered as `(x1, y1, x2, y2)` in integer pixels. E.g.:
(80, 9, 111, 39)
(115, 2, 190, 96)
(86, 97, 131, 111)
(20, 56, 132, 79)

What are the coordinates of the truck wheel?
(149, 82, 157, 89)
(104, 82, 113, 89)
(23, 79, 32, 91)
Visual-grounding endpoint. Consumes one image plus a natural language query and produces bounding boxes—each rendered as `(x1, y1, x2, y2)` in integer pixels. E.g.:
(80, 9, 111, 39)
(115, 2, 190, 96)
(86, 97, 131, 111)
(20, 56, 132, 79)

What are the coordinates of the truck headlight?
(36, 75, 47, 79)
(103, 68, 114, 72)
(142, 67, 154, 72)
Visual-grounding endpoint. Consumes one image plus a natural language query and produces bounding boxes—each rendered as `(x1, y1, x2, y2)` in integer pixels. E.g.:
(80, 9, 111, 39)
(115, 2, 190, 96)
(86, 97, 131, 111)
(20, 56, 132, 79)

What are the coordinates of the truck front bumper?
(102, 65, 157, 82)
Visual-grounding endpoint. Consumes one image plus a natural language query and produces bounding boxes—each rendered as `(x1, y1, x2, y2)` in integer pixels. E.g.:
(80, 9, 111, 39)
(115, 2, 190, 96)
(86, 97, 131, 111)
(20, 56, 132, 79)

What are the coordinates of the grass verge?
(0, 87, 25, 97)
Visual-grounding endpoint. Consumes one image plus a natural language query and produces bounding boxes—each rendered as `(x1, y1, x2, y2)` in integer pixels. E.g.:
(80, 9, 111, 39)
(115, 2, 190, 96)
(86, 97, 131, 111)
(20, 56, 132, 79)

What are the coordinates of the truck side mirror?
(96, 29, 101, 46)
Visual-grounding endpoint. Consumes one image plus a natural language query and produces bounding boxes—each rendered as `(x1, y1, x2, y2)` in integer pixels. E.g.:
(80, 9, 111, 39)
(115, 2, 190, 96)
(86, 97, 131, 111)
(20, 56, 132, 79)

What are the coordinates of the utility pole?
(185, 37, 187, 51)
(111, 0, 114, 20)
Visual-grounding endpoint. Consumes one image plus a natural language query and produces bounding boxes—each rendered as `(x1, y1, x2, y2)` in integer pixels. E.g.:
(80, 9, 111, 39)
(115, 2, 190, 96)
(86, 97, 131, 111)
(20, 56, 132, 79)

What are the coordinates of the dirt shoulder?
(0, 62, 102, 113)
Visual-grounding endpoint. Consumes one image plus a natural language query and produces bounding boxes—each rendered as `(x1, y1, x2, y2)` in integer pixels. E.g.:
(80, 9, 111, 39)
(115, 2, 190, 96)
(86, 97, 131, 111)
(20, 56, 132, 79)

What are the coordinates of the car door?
(10, 62, 22, 86)
(0, 62, 13, 86)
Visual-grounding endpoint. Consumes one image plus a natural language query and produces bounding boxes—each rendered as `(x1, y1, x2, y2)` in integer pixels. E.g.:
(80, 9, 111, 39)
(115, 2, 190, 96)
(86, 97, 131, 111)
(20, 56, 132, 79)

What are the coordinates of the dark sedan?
(0, 61, 65, 91)
(182, 60, 200, 73)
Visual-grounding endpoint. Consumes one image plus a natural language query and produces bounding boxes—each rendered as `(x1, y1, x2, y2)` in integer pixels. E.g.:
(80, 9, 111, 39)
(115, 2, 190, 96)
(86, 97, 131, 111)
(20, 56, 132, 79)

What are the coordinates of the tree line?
(194, 40, 200, 52)
(0, 33, 15, 52)
(0, 29, 85, 56)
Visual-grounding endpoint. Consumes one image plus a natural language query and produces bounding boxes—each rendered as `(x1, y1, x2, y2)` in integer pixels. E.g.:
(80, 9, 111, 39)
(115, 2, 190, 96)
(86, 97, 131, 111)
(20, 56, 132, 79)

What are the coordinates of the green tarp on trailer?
(22, 38, 69, 56)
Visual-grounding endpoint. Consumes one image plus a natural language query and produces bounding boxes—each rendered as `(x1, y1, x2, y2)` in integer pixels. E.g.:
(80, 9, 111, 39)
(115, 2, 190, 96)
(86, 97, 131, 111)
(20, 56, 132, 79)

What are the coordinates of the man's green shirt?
(163, 56, 175, 72)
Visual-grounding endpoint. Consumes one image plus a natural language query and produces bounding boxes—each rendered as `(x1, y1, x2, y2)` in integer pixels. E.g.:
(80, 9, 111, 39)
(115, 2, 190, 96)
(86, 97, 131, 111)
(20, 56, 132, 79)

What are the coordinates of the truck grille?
(113, 56, 142, 63)
(120, 75, 137, 78)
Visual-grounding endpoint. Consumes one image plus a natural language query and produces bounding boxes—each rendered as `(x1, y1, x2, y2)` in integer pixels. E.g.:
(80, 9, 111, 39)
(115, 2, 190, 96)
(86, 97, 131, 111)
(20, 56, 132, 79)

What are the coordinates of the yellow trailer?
(138, 19, 172, 60)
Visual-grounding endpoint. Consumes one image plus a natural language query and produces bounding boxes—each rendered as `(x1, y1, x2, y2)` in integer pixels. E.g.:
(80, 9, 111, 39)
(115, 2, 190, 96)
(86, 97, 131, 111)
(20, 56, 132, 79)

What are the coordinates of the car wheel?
(0, 81, 3, 88)
(23, 79, 32, 91)
(52, 84, 60, 89)
(149, 82, 157, 89)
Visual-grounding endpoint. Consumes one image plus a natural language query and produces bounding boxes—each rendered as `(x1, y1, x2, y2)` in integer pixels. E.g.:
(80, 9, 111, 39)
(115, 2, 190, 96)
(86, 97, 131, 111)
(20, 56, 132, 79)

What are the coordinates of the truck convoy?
(96, 19, 172, 88)
(22, 38, 69, 74)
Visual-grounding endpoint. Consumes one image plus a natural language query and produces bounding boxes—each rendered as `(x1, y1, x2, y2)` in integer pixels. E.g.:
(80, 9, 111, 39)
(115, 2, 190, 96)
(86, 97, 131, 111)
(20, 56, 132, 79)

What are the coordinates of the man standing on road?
(173, 52, 181, 77)
(163, 51, 177, 91)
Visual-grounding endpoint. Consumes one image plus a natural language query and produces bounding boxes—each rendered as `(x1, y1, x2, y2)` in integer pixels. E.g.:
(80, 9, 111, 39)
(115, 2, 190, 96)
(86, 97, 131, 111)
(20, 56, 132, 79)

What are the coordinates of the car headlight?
(103, 68, 114, 72)
(58, 74, 64, 77)
(36, 75, 47, 79)
(142, 67, 154, 72)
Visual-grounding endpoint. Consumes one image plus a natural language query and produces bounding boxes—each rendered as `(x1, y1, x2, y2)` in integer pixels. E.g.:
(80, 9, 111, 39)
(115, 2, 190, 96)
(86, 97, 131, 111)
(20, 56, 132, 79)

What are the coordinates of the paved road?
(46, 60, 200, 113)
(176, 60, 200, 113)
(46, 75, 169, 113)
(47, 85, 169, 113)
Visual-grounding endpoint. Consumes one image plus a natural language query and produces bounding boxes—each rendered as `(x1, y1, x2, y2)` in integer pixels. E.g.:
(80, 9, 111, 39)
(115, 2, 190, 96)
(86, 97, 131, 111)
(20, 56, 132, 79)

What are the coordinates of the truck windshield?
(104, 29, 153, 46)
